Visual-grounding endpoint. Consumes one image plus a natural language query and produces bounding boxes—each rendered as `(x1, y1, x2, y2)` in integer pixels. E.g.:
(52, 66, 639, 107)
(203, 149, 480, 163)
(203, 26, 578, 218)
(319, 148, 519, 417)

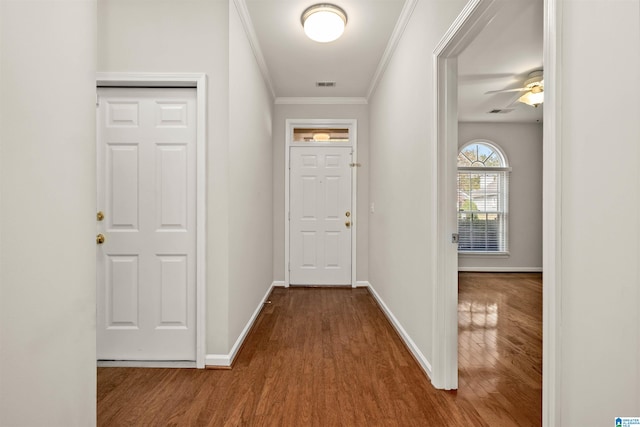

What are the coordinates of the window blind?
(457, 169, 509, 253)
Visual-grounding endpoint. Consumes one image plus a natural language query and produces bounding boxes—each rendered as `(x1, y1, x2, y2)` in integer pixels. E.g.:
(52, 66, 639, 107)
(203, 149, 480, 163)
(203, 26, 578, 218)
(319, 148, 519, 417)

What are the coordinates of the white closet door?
(97, 87, 196, 360)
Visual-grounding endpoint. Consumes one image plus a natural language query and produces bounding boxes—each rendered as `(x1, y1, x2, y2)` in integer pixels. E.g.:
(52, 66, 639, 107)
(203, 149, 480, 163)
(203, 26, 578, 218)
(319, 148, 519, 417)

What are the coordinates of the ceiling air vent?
(316, 81, 336, 87)
(488, 108, 514, 114)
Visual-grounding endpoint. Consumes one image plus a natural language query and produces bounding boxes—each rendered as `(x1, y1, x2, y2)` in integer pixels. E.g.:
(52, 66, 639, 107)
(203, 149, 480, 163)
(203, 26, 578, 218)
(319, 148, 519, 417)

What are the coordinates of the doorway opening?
(455, 3, 544, 420)
(432, 1, 560, 425)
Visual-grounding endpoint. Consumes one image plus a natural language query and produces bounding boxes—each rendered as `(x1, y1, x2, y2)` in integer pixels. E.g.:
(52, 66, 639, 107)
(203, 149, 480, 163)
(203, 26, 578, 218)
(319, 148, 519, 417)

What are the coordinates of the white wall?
(368, 0, 466, 369)
(228, 0, 274, 347)
(558, 0, 640, 424)
(0, 1, 97, 425)
(99, 0, 274, 356)
(272, 103, 369, 282)
(458, 122, 542, 271)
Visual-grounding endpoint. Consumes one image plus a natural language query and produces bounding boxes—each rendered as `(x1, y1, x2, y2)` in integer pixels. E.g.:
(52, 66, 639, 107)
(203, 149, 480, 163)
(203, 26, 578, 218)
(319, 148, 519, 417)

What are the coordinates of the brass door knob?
(96, 234, 106, 244)
(345, 221, 351, 228)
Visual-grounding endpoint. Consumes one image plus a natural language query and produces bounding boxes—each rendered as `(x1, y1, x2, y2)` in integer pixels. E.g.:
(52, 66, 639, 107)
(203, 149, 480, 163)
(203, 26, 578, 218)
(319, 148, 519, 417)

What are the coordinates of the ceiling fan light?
(519, 90, 544, 108)
(301, 4, 347, 43)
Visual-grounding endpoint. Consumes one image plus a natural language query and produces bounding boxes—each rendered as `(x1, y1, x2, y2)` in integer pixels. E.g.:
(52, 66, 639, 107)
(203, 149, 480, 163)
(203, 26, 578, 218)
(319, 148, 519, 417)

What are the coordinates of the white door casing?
(289, 146, 353, 285)
(97, 87, 197, 361)
(285, 119, 357, 287)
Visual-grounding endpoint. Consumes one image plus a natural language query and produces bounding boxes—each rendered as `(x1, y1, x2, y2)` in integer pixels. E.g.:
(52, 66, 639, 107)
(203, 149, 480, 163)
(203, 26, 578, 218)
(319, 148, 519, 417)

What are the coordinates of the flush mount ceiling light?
(301, 4, 347, 43)
(312, 132, 331, 141)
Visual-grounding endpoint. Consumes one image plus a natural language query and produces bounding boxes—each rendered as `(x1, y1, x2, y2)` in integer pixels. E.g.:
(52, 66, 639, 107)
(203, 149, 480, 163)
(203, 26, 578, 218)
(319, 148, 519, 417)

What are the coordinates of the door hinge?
(288, 211, 290, 220)
(451, 233, 460, 244)
(96, 93, 99, 107)
(288, 262, 290, 272)
(349, 162, 361, 168)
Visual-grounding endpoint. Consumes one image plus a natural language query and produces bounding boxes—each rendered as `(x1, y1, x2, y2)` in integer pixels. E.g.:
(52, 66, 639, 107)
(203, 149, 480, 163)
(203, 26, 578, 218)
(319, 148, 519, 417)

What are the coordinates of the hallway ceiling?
(244, 0, 543, 122)
(244, 0, 405, 98)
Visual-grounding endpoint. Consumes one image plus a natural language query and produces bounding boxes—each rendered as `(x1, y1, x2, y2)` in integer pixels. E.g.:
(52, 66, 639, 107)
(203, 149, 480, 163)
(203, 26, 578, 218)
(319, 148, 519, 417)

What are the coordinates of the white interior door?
(289, 146, 352, 285)
(97, 87, 196, 361)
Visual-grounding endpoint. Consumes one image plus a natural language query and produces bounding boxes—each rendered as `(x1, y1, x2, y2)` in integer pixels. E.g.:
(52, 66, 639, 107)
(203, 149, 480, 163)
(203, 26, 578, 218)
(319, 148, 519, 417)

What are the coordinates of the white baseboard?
(366, 282, 433, 379)
(458, 266, 543, 272)
(204, 353, 231, 367)
(97, 360, 196, 368)
(272, 280, 286, 287)
(355, 280, 370, 287)
(205, 283, 274, 368)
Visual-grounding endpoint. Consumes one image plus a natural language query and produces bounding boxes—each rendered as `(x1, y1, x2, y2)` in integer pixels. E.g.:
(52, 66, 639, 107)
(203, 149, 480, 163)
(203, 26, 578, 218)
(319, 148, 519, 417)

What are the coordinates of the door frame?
(96, 72, 207, 369)
(284, 119, 358, 288)
(432, 1, 561, 425)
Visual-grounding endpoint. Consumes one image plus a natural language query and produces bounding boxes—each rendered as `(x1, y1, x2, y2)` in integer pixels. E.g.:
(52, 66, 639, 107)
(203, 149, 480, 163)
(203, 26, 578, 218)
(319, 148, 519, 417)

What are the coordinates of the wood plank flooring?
(98, 273, 542, 426)
(458, 272, 542, 427)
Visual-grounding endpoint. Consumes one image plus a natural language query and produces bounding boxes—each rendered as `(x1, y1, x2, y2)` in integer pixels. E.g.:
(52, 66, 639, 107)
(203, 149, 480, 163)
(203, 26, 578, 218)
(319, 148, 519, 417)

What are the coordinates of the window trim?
(458, 166, 512, 172)
(457, 140, 510, 255)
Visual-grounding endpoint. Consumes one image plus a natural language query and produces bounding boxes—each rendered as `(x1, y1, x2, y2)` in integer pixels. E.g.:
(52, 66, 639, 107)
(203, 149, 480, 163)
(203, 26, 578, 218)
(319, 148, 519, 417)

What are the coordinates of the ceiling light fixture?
(313, 132, 331, 141)
(518, 86, 544, 108)
(301, 4, 347, 43)
(518, 71, 544, 108)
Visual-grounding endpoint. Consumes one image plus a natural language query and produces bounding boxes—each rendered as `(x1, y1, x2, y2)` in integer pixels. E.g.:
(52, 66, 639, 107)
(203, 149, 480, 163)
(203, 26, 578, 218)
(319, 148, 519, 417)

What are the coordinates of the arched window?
(457, 141, 510, 254)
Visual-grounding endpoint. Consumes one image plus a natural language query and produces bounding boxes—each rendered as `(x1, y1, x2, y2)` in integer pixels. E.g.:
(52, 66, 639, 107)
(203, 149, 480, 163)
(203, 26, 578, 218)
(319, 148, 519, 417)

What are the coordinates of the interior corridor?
(98, 275, 542, 426)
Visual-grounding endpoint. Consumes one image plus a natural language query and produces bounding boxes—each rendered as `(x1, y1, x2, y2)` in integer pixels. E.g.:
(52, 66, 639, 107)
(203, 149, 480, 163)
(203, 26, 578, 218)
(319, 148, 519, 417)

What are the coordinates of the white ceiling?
(244, 0, 543, 122)
(245, 0, 405, 98)
(458, 0, 544, 122)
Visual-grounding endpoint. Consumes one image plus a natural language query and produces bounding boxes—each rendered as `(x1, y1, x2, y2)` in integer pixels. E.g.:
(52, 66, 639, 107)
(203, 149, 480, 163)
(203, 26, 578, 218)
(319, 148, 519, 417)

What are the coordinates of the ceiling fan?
(486, 70, 544, 107)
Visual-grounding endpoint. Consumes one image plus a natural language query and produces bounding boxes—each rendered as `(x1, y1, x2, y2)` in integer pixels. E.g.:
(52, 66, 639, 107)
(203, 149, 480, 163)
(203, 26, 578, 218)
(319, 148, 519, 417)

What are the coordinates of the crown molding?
(232, 0, 276, 99)
(366, 0, 419, 101)
(275, 97, 368, 105)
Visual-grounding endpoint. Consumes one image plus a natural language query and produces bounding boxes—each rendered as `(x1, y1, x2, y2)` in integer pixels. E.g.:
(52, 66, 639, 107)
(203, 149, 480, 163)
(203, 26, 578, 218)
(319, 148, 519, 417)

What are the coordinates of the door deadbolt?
(97, 211, 104, 221)
(345, 211, 351, 217)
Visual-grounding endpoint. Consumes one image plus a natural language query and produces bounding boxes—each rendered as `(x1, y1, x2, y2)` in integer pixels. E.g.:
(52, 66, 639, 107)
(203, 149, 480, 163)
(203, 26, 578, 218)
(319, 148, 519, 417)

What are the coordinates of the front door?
(289, 146, 352, 285)
(96, 87, 197, 361)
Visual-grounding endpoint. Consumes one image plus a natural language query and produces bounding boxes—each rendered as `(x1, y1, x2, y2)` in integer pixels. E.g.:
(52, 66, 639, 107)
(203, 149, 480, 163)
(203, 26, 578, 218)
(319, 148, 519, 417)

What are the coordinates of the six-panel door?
(290, 146, 352, 285)
(97, 88, 196, 361)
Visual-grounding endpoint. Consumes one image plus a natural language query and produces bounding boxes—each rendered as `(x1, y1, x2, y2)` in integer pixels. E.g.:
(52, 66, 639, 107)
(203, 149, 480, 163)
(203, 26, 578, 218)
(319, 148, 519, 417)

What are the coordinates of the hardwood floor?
(98, 274, 542, 426)
(458, 272, 542, 427)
